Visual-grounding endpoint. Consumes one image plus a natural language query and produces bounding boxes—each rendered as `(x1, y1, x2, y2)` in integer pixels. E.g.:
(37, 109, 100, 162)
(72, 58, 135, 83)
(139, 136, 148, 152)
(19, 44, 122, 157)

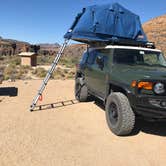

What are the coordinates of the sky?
(0, 0, 165, 44)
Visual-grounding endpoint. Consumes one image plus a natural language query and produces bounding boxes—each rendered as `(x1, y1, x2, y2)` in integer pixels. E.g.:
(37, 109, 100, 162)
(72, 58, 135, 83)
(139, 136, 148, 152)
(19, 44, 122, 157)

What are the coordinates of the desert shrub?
(0, 55, 20, 67)
(18, 66, 32, 79)
(3, 64, 17, 80)
(59, 56, 79, 68)
(52, 67, 65, 79)
(3, 64, 33, 80)
(37, 55, 54, 65)
(37, 54, 79, 68)
(51, 67, 75, 79)
(10, 56, 21, 65)
(32, 67, 47, 78)
(66, 70, 75, 79)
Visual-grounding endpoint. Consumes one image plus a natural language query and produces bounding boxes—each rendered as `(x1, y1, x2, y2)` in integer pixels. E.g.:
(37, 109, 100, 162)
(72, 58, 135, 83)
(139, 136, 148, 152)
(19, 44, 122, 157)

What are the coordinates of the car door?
(92, 50, 108, 98)
(84, 49, 108, 98)
(84, 50, 98, 92)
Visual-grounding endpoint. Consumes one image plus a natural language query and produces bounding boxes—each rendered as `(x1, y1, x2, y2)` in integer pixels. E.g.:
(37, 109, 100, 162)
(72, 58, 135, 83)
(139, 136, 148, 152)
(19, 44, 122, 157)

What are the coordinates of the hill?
(39, 43, 60, 51)
(143, 14, 166, 53)
(0, 37, 30, 56)
(64, 44, 86, 57)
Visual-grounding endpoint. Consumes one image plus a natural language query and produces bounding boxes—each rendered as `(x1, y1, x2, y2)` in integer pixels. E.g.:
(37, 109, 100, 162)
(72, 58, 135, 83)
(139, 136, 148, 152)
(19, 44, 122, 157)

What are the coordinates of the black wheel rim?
(108, 103, 118, 125)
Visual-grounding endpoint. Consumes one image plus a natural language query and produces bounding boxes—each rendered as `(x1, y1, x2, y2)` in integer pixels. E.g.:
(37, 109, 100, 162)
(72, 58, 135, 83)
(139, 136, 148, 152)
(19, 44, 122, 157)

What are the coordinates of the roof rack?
(145, 42, 156, 49)
(88, 38, 156, 49)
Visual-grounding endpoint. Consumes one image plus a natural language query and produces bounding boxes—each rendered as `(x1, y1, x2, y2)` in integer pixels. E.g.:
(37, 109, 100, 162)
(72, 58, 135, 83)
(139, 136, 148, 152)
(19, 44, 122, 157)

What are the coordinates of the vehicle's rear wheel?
(105, 92, 135, 136)
(75, 77, 88, 102)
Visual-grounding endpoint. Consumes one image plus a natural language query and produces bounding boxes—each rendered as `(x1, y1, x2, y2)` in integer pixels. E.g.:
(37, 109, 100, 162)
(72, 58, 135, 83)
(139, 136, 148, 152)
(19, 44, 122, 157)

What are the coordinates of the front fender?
(105, 80, 135, 107)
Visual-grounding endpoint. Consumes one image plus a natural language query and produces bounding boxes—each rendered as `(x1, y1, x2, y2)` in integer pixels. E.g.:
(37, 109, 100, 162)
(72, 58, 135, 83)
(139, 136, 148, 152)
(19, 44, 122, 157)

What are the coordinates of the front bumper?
(132, 95, 166, 119)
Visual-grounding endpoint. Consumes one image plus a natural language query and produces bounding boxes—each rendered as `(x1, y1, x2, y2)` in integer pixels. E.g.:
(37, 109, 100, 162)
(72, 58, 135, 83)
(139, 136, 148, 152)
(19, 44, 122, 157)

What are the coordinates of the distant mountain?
(143, 14, 166, 52)
(0, 37, 29, 45)
(39, 43, 60, 51)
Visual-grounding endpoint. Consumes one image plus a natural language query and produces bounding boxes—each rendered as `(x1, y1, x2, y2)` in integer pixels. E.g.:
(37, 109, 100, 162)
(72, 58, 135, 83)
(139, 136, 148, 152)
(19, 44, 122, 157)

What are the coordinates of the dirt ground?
(0, 80, 166, 166)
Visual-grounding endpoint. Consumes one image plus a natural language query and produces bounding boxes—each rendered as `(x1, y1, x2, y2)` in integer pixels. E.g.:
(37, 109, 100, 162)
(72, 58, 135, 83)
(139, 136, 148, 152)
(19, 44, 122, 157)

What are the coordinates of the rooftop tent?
(64, 3, 147, 45)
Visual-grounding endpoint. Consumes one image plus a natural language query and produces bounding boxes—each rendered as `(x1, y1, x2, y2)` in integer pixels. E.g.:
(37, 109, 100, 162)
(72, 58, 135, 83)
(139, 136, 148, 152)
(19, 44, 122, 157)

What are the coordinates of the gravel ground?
(0, 80, 166, 166)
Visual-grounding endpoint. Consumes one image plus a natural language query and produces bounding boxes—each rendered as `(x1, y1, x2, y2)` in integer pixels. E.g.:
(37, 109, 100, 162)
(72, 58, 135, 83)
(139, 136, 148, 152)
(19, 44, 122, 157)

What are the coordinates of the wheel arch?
(105, 81, 132, 104)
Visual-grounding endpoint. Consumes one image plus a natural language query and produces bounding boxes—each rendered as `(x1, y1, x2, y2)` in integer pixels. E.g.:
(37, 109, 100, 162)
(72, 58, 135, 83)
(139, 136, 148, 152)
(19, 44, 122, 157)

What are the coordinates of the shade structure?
(64, 3, 147, 45)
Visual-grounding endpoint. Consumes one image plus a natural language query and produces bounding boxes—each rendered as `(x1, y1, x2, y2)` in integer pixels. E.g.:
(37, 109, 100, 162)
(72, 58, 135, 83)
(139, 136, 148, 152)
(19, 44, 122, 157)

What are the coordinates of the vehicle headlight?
(154, 83, 165, 94)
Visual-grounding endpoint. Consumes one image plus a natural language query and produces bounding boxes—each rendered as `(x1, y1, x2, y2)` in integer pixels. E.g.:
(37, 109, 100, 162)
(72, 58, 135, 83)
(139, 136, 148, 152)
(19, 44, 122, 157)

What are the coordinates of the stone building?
(19, 52, 37, 66)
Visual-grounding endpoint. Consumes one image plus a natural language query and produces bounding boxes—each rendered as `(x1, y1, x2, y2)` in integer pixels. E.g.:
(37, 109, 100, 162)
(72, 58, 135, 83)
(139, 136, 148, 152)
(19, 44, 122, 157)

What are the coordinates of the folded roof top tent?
(30, 3, 149, 111)
(64, 3, 147, 44)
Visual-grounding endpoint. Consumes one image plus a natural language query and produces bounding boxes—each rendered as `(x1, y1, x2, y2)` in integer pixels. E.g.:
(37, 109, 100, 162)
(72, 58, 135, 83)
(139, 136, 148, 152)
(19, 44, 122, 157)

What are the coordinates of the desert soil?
(0, 80, 166, 166)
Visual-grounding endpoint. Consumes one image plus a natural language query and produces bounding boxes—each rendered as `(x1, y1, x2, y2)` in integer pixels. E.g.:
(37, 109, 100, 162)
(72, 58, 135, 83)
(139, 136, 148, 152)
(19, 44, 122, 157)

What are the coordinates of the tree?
(34, 45, 40, 54)
(30, 45, 40, 54)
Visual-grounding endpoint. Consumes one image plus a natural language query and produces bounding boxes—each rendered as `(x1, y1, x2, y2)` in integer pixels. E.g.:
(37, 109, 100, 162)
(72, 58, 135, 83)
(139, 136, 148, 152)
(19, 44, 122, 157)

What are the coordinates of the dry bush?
(9, 56, 21, 65)
(32, 67, 47, 78)
(3, 64, 17, 80)
(52, 67, 75, 79)
(3, 64, 32, 80)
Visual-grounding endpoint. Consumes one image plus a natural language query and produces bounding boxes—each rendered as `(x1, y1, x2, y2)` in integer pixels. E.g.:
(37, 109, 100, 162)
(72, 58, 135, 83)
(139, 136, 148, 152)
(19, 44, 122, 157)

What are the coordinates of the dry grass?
(0, 55, 77, 80)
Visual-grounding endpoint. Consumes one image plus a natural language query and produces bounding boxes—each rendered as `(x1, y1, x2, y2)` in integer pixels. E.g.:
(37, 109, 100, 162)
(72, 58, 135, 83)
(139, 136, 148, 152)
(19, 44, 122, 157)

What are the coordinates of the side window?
(94, 50, 108, 66)
(87, 50, 97, 65)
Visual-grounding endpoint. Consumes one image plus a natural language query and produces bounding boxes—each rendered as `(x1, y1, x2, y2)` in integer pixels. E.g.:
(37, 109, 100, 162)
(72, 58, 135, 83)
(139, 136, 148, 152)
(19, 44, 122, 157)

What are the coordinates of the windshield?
(113, 49, 166, 67)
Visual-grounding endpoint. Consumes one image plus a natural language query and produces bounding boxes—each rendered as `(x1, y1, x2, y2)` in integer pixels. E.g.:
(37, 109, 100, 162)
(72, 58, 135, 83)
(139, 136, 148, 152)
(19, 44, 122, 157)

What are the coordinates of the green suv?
(75, 44, 166, 136)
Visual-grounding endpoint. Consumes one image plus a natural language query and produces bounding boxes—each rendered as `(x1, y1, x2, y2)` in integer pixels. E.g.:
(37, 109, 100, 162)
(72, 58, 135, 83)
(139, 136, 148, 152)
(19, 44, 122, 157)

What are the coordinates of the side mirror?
(96, 56, 104, 70)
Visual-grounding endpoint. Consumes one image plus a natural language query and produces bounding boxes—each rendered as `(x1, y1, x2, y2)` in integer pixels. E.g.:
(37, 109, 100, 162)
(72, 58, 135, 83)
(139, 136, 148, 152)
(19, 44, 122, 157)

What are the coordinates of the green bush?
(10, 56, 21, 65)
(32, 67, 47, 78)
(51, 67, 75, 79)
(37, 55, 54, 65)
(59, 56, 79, 68)
(3, 64, 34, 80)
(37, 55, 79, 68)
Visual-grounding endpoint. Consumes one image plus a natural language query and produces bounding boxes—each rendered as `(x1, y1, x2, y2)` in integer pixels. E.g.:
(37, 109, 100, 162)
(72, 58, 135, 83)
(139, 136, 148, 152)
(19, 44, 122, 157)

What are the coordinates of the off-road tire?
(75, 78, 88, 102)
(105, 92, 135, 136)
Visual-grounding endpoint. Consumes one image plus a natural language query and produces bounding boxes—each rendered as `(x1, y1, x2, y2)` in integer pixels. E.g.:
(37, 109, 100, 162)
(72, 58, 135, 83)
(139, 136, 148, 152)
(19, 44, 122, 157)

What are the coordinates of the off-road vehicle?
(75, 44, 166, 136)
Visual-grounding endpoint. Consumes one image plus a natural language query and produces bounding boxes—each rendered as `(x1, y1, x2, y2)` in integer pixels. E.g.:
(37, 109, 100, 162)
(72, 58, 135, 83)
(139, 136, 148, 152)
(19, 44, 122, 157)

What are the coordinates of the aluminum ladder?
(30, 39, 69, 111)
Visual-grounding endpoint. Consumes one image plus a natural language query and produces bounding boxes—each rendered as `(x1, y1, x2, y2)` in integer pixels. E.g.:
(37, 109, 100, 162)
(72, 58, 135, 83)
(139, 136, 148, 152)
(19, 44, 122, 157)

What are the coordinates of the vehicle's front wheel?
(75, 77, 88, 102)
(105, 92, 135, 136)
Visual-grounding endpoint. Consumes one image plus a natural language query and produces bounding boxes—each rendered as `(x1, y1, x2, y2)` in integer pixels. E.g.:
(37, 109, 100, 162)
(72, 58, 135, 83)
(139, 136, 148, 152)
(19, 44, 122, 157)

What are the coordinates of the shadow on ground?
(133, 119, 166, 137)
(94, 99, 166, 137)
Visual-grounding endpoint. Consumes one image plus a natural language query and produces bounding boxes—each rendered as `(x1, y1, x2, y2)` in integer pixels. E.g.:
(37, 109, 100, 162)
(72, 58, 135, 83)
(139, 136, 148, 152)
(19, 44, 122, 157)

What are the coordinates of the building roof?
(19, 52, 36, 57)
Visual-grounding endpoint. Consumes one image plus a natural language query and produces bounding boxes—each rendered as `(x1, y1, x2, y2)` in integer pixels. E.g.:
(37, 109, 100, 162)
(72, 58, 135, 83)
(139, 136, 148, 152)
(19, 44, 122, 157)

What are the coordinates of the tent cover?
(64, 3, 147, 45)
